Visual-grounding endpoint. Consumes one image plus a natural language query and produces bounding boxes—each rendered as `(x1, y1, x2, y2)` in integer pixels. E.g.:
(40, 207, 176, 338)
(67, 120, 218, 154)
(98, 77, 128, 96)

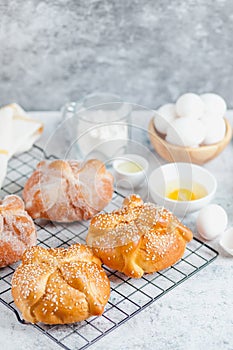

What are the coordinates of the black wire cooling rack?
(0, 145, 219, 350)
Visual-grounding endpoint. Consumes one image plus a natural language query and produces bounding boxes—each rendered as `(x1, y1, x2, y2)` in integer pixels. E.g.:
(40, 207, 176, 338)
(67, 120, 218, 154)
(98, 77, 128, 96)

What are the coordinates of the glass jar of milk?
(63, 93, 131, 161)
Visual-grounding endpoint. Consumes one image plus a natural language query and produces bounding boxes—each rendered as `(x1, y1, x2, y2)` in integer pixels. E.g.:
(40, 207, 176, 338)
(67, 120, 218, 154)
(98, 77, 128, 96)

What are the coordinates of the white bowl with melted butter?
(113, 154, 149, 189)
(149, 162, 217, 216)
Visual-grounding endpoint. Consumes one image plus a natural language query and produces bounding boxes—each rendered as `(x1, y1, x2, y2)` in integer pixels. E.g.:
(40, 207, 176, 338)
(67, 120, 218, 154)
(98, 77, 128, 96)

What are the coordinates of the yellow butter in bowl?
(113, 154, 149, 189)
(117, 161, 143, 174)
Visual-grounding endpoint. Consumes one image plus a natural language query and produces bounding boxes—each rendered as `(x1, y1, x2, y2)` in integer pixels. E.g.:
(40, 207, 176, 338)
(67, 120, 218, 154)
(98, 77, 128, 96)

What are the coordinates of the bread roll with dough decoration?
(0, 195, 36, 268)
(11, 243, 110, 324)
(23, 159, 114, 222)
(86, 194, 193, 278)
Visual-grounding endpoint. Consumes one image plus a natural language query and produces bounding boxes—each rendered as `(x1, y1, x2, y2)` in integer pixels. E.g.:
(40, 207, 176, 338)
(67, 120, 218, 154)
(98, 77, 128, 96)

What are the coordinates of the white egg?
(165, 118, 205, 147)
(176, 93, 204, 119)
(154, 104, 177, 135)
(219, 228, 233, 256)
(197, 204, 228, 240)
(201, 117, 226, 144)
(201, 93, 226, 119)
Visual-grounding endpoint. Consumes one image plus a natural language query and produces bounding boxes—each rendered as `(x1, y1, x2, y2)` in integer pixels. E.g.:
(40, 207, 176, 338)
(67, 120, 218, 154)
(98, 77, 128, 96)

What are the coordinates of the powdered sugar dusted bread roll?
(11, 244, 110, 324)
(86, 194, 193, 278)
(0, 195, 36, 268)
(23, 159, 114, 222)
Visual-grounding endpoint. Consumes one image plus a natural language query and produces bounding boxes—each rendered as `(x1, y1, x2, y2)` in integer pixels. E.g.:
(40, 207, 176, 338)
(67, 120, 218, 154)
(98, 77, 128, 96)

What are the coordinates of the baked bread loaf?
(86, 194, 193, 278)
(11, 243, 110, 324)
(23, 159, 114, 222)
(0, 195, 36, 268)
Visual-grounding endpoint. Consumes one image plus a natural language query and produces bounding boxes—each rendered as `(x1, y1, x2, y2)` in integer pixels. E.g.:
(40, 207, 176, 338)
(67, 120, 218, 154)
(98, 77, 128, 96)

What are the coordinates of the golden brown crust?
(86, 194, 193, 278)
(11, 244, 110, 324)
(23, 159, 114, 222)
(0, 195, 36, 268)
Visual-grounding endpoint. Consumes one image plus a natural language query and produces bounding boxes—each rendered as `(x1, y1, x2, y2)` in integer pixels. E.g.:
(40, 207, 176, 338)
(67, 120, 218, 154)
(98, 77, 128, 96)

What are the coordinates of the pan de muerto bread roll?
(0, 195, 36, 268)
(11, 244, 110, 324)
(86, 194, 193, 278)
(23, 159, 114, 222)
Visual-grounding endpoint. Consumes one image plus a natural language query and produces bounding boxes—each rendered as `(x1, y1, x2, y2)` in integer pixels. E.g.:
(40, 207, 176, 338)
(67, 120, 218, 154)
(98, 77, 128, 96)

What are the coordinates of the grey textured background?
(0, 0, 233, 111)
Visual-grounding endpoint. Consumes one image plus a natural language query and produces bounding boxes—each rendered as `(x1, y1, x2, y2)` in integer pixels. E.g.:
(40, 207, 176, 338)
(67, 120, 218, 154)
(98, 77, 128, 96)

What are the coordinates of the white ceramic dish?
(113, 154, 149, 189)
(219, 228, 233, 256)
(148, 162, 217, 217)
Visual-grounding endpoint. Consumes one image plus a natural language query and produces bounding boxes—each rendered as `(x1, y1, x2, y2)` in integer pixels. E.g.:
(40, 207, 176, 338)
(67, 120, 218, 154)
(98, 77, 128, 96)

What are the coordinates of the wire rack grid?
(0, 145, 218, 350)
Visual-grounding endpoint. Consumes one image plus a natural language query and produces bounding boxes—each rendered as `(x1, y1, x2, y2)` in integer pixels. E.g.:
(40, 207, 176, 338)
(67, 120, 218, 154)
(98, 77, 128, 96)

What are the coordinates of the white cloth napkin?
(0, 103, 43, 189)
(0, 107, 13, 188)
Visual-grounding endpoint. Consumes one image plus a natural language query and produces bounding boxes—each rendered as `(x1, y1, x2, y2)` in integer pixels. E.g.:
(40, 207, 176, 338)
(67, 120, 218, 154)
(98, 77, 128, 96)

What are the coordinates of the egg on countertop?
(154, 103, 177, 135)
(165, 118, 206, 147)
(219, 228, 233, 256)
(175, 93, 205, 119)
(201, 117, 226, 145)
(196, 204, 228, 240)
(201, 93, 226, 119)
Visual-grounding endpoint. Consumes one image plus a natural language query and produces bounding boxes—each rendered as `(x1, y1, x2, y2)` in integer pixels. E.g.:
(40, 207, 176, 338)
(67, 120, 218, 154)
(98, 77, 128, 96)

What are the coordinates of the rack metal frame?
(0, 145, 218, 350)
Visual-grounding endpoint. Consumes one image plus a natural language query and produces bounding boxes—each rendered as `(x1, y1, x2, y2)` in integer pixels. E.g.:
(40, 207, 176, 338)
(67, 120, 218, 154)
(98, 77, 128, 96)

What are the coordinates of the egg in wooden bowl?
(149, 93, 232, 165)
(148, 117, 232, 165)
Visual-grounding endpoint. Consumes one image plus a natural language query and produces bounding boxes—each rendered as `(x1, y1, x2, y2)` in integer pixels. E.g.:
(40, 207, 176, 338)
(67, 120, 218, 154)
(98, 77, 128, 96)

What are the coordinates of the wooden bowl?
(148, 117, 232, 164)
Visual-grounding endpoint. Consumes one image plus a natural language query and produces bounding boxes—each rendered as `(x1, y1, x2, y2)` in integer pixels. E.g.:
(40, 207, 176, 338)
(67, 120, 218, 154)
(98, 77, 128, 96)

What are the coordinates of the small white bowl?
(219, 228, 233, 256)
(149, 162, 217, 217)
(113, 154, 149, 189)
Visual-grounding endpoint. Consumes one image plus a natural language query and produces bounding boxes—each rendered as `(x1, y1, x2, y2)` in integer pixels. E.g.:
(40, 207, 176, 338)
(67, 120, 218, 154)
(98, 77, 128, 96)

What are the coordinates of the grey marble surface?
(0, 110, 233, 350)
(1, 1, 233, 110)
